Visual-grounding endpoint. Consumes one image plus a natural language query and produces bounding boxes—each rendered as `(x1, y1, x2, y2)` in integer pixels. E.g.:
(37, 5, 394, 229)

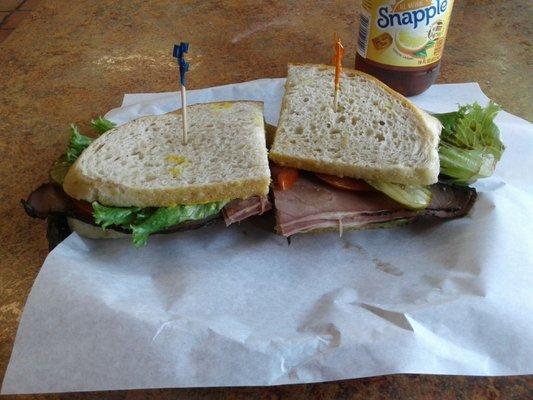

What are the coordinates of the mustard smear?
(210, 102, 234, 111)
(165, 154, 187, 164)
(168, 167, 182, 177)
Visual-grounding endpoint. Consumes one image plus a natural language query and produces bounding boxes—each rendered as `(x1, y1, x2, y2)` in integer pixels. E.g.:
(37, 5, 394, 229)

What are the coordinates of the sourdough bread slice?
(269, 64, 441, 185)
(67, 218, 129, 239)
(63, 101, 270, 206)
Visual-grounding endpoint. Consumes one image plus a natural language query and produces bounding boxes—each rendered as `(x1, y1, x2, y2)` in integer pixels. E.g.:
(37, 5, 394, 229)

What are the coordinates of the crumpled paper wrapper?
(2, 81, 532, 394)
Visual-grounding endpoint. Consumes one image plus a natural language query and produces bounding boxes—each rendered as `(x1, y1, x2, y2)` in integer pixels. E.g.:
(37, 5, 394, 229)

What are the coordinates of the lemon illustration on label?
(395, 31, 428, 55)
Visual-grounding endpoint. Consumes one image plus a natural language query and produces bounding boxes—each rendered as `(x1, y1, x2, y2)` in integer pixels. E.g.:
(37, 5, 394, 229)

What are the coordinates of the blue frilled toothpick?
(173, 42, 189, 144)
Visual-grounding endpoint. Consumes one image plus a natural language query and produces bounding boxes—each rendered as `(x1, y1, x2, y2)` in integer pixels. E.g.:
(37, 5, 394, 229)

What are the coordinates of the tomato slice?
(271, 165, 300, 191)
(315, 173, 374, 192)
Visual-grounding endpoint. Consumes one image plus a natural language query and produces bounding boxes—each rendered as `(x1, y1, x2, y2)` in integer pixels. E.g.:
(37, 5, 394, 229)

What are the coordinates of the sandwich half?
(270, 64, 441, 185)
(24, 101, 272, 246)
(269, 64, 478, 236)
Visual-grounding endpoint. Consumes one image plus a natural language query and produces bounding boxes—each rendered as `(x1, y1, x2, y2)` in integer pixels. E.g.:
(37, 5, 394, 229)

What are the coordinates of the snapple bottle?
(355, 0, 454, 96)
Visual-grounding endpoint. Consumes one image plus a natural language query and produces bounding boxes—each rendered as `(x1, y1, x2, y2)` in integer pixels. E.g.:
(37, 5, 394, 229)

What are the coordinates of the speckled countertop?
(0, 1, 531, 399)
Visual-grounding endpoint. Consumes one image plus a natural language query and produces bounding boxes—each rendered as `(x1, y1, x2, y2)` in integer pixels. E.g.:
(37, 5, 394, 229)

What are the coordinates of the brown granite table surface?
(0, 1, 531, 399)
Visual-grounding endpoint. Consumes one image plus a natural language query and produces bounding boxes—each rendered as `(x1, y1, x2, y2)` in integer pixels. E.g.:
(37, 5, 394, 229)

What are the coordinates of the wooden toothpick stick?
(333, 33, 345, 112)
(180, 84, 188, 144)
(173, 42, 190, 144)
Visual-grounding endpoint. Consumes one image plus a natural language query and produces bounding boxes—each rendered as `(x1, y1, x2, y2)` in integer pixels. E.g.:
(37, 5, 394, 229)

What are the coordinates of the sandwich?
(268, 64, 504, 236)
(23, 101, 271, 246)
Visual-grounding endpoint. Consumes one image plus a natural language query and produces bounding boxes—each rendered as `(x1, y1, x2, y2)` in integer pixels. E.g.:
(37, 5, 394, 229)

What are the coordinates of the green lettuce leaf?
(91, 117, 116, 134)
(433, 101, 504, 184)
(66, 124, 93, 163)
(91, 200, 229, 247)
(49, 154, 71, 185)
(438, 145, 496, 185)
(92, 202, 143, 230)
(64, 118, 115, 165)
(131, 201, 229, 247)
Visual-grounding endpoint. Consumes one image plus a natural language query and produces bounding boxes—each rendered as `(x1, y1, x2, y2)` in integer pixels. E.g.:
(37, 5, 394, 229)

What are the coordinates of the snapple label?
(355, 0, 455, 96)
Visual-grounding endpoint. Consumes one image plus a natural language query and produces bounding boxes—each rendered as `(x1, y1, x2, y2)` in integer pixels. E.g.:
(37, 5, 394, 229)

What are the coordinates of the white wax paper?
(2, 81, 532, 394)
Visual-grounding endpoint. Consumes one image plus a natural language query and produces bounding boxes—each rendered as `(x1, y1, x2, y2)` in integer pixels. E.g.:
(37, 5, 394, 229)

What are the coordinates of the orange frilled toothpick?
(332, 33, 345, 112)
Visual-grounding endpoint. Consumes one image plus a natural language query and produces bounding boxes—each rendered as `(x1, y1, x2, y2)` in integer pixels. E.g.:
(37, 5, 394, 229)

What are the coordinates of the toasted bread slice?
(63, 101, 271, 206)
(269, 64, 441, 185)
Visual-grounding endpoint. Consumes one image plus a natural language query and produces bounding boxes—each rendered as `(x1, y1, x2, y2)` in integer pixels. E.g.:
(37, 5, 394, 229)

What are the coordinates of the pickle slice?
(366, 181, 432, 210)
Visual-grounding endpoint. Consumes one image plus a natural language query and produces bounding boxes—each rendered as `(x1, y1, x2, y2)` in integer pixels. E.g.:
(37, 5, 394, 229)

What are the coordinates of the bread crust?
(269, 63, 441, 185)
(269, 153, 436, 185)
(64, 171, 270, 207)
(277, 218, 415, 236)
(67, 217, 129, 239)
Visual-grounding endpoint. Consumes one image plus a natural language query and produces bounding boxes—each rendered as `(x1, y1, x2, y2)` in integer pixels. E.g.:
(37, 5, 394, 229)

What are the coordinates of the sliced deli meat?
(273, 175, 477, 236)
(223, 196, 272, 226)
(22, 183, 76, 219)
(424, 184, 478, 218)
(23, 183, 270, 235)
